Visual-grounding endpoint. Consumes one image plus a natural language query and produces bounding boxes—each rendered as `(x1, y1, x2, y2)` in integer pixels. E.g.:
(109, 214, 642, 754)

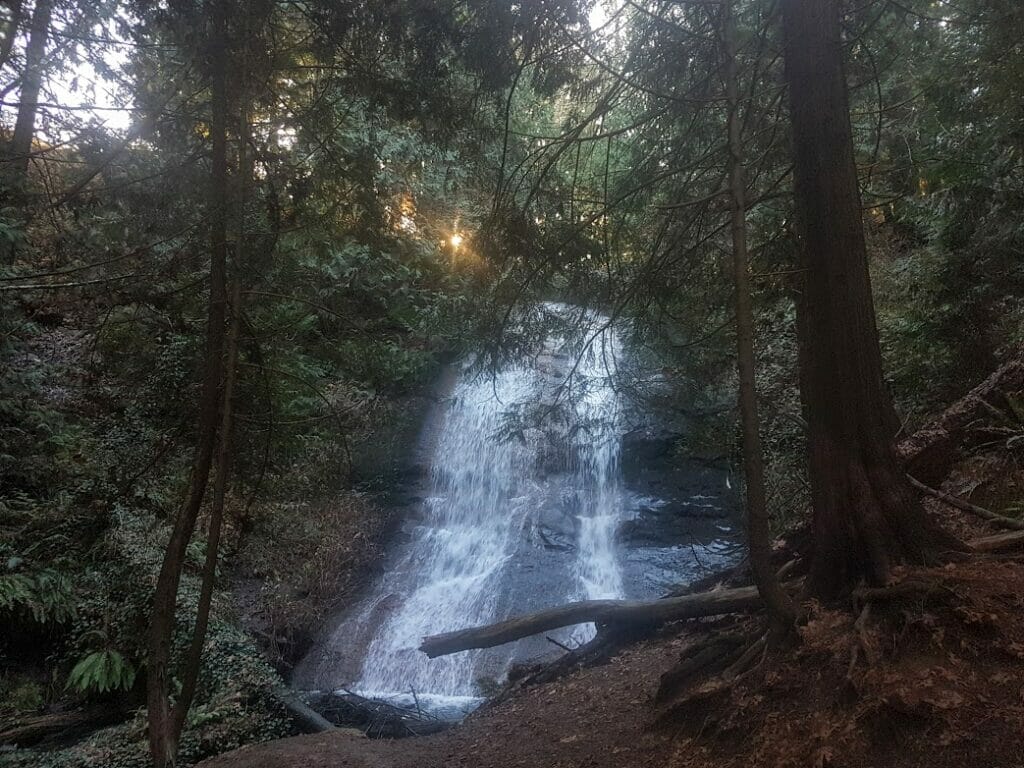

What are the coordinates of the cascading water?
(352, 313, 628, 710)
(563, 325, 626, 645)
(293, 305, 742, 718)
(353, 358, 545, 705)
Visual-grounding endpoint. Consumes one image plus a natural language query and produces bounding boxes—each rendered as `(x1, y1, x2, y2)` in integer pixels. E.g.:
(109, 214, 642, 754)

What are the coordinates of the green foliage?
(1, 678, 45, 714)
(0, 556, 77, 626)
(66, 649, 137, 695)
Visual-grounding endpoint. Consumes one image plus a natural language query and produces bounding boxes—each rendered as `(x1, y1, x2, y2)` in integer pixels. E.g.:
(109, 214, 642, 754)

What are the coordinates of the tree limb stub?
(419, 586, 762, 658)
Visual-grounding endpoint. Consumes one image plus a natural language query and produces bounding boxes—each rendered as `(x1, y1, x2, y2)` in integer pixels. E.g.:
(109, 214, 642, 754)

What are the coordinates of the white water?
(351, 314, 628, 704)
(564, 326, 626, 645)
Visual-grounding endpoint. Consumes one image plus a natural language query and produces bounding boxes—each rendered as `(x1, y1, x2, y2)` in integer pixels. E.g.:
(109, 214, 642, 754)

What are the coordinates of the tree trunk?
(724, 0, 795, 630)
(780, 0, 960, 599)
(146, 3, 230, 766)
(9, 0, 52, 182)
(172, 277, 241, 742)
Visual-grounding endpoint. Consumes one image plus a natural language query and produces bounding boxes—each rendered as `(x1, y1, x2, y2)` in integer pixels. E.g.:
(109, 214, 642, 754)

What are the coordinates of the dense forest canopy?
(2, 0, 1024, 766)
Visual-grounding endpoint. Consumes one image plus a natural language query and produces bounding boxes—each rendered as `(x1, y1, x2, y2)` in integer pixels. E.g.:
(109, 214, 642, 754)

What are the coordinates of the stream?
(293, 306, 743, 720)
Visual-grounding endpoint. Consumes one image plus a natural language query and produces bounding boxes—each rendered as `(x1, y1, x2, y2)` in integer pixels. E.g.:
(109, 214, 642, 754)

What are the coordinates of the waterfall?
(293, 304, 742, 719)
(354, 358, 543, 702)
(563, 323, 625, 645)
(348, 313, 629, 711)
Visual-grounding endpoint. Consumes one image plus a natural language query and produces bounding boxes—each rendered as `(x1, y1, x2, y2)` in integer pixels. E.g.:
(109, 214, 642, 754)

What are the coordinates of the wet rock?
(621, 426, 683, 478)
(535, 524, 576, 552)
(617, 500, 731, 547)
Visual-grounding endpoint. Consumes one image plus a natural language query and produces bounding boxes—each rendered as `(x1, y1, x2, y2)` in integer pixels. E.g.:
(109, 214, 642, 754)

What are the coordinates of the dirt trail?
(201, 631, 684, 768)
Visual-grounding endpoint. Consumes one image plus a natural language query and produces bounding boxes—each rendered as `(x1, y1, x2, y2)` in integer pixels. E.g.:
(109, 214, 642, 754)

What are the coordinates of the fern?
(66, 649, 137, 694)
(0, 567, 76, 624)
(0, 573, 36, 611)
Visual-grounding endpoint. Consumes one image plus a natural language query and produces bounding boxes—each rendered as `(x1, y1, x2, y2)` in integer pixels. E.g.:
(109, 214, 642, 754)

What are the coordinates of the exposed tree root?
(652, 622, 778, 720)
(853, 576, 955, 604)
(847, 603, 877, 678)
(655, 632, 747, 704)
(722, 632, 769, 681)
(650, 625, 773, 731)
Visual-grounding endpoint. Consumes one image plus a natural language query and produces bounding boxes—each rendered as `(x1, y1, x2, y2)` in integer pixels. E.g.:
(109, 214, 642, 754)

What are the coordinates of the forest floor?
(198, 557, 1024, 768)
(199, 402, 1024, 768)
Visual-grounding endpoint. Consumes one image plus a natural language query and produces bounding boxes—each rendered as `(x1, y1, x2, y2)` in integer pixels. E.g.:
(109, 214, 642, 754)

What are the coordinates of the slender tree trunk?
(9, 0, 52, 182)
(172, 89, 250, 741)
(172, 277, 241, 741)
(724, 0, 795, 630)
(780, 0, 961, 599)
(146, 3, 230, 766)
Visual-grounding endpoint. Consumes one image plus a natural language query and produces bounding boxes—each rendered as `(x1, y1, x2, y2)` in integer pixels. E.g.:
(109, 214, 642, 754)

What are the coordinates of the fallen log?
(908, 474, 1024, 530)
(420, 586, 762, 658)
(970, 530, 1024, 553)
(273, 687, 336, 733)
(897, 354, 1024, 484)
(0, 703, 128, 748)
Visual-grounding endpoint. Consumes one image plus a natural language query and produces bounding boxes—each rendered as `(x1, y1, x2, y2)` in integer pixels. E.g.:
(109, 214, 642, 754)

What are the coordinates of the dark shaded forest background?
(1, 0, 1023, 766)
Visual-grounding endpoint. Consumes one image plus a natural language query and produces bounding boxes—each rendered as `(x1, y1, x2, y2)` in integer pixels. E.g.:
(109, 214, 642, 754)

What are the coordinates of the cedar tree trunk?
(780, 0, 960, 599)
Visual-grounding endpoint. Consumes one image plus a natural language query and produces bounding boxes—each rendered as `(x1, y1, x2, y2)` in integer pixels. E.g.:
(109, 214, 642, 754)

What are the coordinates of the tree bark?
(724, 0, 796, 631)
(9, 0, 52, 182)
(146, 3, 230, 766)
(172, 277, 242, 742)
(780, 0, 961, 599)
(419, 586, 762, 658)
(970, 530, 1024, 553)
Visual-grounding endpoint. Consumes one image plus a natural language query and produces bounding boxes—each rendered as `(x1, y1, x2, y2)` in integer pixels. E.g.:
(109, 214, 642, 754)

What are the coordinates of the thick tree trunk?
(9, 0, 52, 182)
(146, 4, 230, 766)
(724, 0, 795, 630)
(781, 0, 960, 599)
